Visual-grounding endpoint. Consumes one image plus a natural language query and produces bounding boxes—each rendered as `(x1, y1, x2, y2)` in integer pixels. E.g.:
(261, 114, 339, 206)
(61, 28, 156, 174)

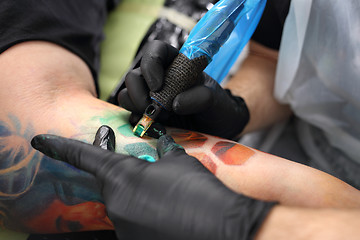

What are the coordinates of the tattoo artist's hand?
(31, 131, 273, 240)
(118, 40, 250, 140)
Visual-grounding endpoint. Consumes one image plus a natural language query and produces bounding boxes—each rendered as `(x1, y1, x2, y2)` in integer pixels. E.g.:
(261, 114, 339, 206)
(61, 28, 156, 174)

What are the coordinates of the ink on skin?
(117, 124, 135, 137)
(90, 110, 129, 127)
(1, 114, 108, 232)
(103, 123, 159, 161)
(0, 115, 41, 198)
(169, 130, 207, 148)
(212, 141, 255, 165)
(163, 130, 216, 171)
(124, 143, 158, 160)
(25, 199, 113, 233)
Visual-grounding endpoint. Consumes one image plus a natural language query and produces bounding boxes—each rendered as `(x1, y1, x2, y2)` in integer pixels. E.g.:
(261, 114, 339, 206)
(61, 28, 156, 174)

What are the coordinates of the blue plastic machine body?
(179, 0, 266, 84)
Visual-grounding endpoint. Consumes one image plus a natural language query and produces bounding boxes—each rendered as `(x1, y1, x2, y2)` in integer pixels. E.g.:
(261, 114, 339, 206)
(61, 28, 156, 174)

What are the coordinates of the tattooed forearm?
(0, 115, 40, 199)
(0, 114, 114, 233)
(1, 101, 360, 234)
(211, 141, 255, 165)
(0, 107, 160, 233)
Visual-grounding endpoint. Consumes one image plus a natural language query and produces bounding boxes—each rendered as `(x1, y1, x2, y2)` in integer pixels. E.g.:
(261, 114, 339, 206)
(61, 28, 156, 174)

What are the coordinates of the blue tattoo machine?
(133, 0, 266, 137)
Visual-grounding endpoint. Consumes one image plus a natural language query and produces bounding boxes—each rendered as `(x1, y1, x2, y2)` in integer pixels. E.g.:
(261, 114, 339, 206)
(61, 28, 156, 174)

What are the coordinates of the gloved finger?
(93, 125, 116, 152)
(129, 113, 142, 127)
(173, 86, 213, 115)
(31, 134, 119, 176)
(156, 134, 186, 158)
(124, 68, 151, 112)
(118, 89, 139, 113)
(141, 40, 179, 92)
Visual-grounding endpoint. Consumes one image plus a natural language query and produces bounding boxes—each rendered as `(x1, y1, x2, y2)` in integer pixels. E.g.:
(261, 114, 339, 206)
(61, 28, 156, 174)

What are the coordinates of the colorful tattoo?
(0, 115, 40, 199)
(87, 109, 159, 160)
(170, 129, 208, 148)
(0, 108, 252, 234)
(212, 141, 254, 165)
(0, 114, 111, 233)
(25, 199, 113, 233)
(168, 129, 218, 173)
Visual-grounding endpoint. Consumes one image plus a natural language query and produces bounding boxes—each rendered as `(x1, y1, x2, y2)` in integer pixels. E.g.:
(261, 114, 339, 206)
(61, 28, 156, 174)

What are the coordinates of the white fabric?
(275, 0, 360, 163)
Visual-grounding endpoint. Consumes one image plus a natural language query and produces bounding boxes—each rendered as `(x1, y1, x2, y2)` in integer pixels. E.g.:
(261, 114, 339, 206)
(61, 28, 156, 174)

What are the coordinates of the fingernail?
(93, 125, 116, 151)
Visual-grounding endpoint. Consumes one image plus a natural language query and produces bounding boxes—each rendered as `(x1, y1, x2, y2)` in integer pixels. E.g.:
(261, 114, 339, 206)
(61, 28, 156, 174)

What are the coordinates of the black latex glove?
(31, 133, 274, 240)
(118, 40, 250, 140)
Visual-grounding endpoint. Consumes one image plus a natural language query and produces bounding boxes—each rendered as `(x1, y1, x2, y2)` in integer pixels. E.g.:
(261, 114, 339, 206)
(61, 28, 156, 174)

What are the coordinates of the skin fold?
(0, 41, 359, 234)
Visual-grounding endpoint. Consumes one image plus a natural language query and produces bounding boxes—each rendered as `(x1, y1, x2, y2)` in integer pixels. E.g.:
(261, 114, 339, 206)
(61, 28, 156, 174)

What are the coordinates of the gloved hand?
(118, 40, 250, 140)
(31, 132, 274, 240)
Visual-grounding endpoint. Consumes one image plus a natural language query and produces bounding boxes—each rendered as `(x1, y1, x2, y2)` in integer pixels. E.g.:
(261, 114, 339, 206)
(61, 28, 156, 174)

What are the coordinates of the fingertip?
(129, 113, 142, 127)
(124, 68, 142, 86)
(31, 134, 42, 149)
(157, 135, 185, 158)
(31, 134, 44, 151)
(31, 134, 63, 160)
(124, 69, 151, 111)
(118, 89, 136, 112)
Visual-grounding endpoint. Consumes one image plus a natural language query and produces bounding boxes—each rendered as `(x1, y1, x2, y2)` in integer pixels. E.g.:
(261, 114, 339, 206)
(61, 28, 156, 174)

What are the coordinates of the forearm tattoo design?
(0, 109, 253, 233)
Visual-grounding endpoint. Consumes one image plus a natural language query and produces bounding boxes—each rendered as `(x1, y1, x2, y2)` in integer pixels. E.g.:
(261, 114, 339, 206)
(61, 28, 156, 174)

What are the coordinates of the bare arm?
(224, 41, 360, 239)
(225, 41, 292, 133)
(1, 41, 359, 235)
(256, 206, 360, 240)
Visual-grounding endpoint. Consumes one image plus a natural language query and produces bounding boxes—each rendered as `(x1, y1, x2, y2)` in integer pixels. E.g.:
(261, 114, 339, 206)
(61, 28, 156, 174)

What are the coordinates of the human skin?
(226, 41, 292, 134)
(1, 41, 360, 236)
(256, 206, 360, 240)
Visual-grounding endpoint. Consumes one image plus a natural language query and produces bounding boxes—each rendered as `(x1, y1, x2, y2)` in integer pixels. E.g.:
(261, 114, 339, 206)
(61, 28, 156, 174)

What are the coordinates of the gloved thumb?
(156, 135, 186, 158)
(31, 134, 116, 176)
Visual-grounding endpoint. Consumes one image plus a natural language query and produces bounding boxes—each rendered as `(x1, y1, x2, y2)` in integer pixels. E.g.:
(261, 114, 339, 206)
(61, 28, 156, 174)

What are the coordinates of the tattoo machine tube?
(133, 0, 266, 137)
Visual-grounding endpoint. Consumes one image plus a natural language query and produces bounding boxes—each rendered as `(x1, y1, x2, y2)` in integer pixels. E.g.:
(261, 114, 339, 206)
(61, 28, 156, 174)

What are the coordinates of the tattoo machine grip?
(133, 53, 208, 137)
(150, 53, 208, 111)
(133, 0, 266, 137)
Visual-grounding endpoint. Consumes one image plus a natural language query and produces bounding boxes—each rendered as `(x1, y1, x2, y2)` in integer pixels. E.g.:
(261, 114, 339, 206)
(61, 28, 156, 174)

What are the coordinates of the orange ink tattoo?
(170, 130, 207, 148)
(25, 199, 113, 233)
(212, 141, 255, 165)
